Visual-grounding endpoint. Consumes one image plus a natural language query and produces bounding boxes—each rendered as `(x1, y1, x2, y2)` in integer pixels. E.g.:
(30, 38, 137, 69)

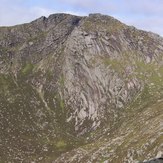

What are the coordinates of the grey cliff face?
(143, 158, 163, 163)
(0, 13, 163, 162)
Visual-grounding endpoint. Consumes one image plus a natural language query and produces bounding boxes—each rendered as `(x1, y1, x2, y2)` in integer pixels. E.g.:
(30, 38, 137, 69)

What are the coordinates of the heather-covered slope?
(0, 13, 162, 162)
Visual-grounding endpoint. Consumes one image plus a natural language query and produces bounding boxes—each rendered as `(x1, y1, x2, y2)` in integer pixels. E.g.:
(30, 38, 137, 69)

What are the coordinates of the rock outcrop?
(144, 158, 163, 163)
(0, 13, 162, 162)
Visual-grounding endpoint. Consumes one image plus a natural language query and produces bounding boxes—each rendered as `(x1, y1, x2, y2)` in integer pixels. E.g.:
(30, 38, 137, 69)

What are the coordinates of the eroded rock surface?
(0, 13, 163, 162)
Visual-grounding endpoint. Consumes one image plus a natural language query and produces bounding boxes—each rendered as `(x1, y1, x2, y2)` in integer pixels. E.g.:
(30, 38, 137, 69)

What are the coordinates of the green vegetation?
(59, 75, 65, 87)
(102, 52, 163, 92)
(27, 31, 46, 43)
(83, 17, 124, 33)
(0, 75, 9, 91)
(103, 57, 125, 75)
(56, 140, 67, 149)
(21, 63, 34, 75)
(0, 13, 163, 162)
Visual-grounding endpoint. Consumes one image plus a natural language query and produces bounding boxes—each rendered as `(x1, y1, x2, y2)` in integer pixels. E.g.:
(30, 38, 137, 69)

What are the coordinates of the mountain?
(0, 13, 162, 163)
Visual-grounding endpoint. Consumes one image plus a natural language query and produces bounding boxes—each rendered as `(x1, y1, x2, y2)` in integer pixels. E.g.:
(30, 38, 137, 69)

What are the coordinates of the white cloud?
(0, 0, 85, 26)
(0, 7, 53, 26)
(135, 19, 163, 36)
(30, 7, 54, 18)
(56, 0, 163, 16)
(116, 15, 163, 36)
(63, 11, 87, 16)
(0, 0, 163, 36)
(0, 1, 53, 26)
(122, 0, 163, 16)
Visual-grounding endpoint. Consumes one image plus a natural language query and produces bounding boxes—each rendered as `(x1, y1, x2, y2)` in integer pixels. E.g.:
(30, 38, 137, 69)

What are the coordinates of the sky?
(0, 0, 163, 36)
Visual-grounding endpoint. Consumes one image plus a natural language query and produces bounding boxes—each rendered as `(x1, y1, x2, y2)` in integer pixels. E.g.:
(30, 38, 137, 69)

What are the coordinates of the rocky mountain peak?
(0, 13, 162, 162)
(30, 13, 82, 32)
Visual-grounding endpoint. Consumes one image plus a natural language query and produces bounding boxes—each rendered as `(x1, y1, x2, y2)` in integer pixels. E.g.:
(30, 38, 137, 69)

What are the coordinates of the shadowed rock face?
(144, 158, 163, 163)
(0, 13, 163, 162)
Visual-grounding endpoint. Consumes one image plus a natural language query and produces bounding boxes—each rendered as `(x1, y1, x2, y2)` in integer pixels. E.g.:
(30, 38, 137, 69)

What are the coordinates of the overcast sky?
(0, 0, 163, 36)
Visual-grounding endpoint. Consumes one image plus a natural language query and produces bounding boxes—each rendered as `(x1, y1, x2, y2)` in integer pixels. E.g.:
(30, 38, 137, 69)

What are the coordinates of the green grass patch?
(21, 63, 34, 75)
(56, 140, 67, 149)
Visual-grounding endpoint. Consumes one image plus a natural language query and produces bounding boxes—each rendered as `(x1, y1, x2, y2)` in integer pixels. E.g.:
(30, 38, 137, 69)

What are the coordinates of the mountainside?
(0, 13, 163, 163)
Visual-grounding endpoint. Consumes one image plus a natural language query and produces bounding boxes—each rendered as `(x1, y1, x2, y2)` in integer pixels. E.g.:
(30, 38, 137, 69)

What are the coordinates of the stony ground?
(0, 13, 162, 162)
